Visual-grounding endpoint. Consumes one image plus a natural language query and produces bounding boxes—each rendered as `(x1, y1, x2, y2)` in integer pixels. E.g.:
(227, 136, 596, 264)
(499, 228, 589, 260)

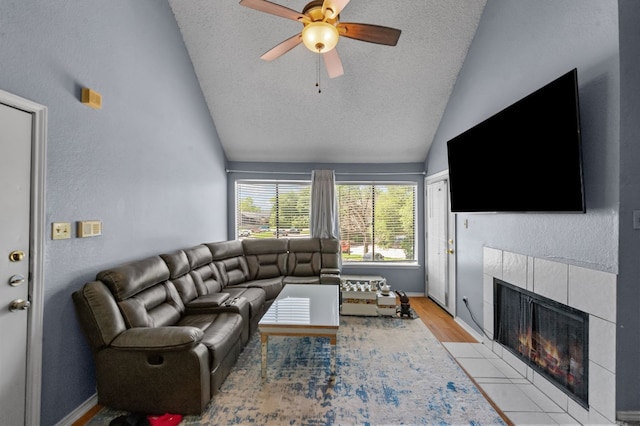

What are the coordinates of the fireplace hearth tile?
(456, 357, 507, 378)
(442, 342, 486, 358)
(473, 342, 499, 359)
(478, 382, 543, 412)
(532, 370, 569, 411)
(488, 357, 523, 379)
(516, 383, 565, 413)
(549, 412, 581, 425)
(505, 411, 559, 425)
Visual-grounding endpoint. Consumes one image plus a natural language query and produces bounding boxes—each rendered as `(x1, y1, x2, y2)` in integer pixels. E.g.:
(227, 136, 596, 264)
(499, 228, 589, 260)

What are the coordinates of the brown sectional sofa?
(72, 237, 340, 415)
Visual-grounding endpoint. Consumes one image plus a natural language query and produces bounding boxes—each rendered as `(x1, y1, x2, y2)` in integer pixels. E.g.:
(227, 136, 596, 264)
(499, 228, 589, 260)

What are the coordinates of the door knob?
(9, 250, 25, 262)
(447, 249, 455, 254)
(9, 299, 30, 312)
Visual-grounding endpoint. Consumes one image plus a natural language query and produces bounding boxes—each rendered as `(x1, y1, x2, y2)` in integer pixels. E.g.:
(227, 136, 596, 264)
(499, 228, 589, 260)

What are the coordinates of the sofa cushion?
(207, 241, 249, 286)
(178, 312, 244, 364)
(236, 277, 283, 301)
(242, 238, 288, 280)
(287, 238, 321, 277)
(118, 282, 184, 328)
(161, 249, 201, 306)
(97, 256, 171, 301)
(190, 264, 224, 296)
(282, 275, 321, 285)
(184, 244, 213, 269)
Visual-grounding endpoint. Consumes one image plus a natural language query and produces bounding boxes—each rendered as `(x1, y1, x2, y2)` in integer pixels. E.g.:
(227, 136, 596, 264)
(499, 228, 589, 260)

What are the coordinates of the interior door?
(426, 176, 455, 314)
(0, 102, 33, 425)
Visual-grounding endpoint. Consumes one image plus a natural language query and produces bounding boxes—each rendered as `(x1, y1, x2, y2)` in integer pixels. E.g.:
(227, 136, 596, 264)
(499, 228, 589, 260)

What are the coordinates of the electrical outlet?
(462, 296, 468, 303)
(52, 222, 71, 240)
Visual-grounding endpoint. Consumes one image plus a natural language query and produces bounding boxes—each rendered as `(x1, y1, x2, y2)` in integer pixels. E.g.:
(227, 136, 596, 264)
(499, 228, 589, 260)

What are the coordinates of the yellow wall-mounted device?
(81, 88, 102, 109)
(77, 220, 102, 238)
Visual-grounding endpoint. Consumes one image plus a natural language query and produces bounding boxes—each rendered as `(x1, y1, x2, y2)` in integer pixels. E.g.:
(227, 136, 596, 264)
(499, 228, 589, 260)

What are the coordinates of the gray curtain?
(310, 169, 340, 239)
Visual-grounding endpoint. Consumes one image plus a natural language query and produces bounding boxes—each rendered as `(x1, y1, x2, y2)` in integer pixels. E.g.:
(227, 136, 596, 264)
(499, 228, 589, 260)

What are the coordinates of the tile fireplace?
(494, 278, 589, 408)
(481, 247, 616, 424)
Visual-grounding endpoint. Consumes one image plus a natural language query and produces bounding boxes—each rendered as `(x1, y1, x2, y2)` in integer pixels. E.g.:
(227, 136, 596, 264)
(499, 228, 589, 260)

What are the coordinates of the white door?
(0, 102, 33, 425)
(426, 176, 455, 314)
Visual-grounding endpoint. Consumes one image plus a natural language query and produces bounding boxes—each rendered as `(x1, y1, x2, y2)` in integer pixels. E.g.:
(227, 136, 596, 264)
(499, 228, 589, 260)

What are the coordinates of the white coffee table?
(259, 284, 339, 380)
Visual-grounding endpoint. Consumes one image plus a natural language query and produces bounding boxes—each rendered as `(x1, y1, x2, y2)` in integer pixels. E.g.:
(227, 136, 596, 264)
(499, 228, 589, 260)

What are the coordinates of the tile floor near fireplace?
(444, 341, 585, 425)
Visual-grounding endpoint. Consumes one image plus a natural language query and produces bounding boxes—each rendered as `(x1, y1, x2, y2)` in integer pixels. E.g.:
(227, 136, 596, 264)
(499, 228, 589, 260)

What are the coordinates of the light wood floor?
(409, 296, 477, 342)
(75, 296, 510, 426)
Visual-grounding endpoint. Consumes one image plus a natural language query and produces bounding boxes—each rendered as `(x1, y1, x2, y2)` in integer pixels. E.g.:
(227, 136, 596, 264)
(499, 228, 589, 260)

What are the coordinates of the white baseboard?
(454, 316, 483, 343)
(617, 411, 640, 422)
(55, 393, 98, 426)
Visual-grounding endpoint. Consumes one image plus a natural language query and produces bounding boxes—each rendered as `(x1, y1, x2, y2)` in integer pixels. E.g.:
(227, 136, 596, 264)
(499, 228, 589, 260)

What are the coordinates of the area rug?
(88, 316, 505, 425)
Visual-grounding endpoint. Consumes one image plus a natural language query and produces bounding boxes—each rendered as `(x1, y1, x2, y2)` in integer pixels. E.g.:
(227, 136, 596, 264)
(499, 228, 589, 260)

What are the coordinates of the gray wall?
(616, 0, 640, 412)
(0, 1, 227, 423)
(425, 0, 640, 413)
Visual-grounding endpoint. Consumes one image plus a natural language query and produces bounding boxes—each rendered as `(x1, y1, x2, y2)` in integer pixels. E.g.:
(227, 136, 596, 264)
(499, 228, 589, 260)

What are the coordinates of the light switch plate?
(52, 222, 71, 240)
(77, 220, 102, 238)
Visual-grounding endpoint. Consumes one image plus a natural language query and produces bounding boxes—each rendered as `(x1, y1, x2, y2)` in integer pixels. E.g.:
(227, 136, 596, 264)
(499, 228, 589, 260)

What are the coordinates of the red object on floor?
(147, 413, 183, 426)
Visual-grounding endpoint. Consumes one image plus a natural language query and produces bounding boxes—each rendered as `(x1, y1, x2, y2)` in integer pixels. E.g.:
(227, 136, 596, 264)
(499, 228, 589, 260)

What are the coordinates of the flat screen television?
(446, 68, 585, 213)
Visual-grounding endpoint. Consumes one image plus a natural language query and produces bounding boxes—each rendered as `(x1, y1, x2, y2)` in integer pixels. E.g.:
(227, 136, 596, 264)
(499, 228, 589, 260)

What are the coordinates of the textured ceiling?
(169, 0, 486, 164)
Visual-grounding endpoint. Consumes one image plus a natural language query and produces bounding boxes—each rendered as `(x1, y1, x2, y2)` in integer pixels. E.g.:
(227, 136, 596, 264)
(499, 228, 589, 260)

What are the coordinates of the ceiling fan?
(239, 0, 402, 78)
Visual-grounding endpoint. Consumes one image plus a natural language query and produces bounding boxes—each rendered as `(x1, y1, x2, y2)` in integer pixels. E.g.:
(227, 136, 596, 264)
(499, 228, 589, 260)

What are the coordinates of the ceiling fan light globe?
(302, 21, 339, 53)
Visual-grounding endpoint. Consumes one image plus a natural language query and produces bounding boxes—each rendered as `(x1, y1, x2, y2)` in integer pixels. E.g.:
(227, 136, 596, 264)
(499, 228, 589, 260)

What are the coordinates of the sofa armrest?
(185, 293, 230, 310)
(110, 326, 203, 352)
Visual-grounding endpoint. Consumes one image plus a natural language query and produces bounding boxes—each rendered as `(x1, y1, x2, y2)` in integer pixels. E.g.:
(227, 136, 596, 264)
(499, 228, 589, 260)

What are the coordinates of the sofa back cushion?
(184, 245, 223, 295)
(242, 238, 288, 280)
(96, 255, 184, 328)
(97, 256, 171, 300)
(161, 249, 200, 305)
(321, 238, 341, 269)
(118, 283, 184, 328)
(206, 241, 249, 286)
(287, 238, 321, 276)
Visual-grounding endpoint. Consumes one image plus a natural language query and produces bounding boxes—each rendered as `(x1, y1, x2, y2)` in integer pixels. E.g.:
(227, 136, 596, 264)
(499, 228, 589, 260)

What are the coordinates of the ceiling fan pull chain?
(316, 47, 322, 93)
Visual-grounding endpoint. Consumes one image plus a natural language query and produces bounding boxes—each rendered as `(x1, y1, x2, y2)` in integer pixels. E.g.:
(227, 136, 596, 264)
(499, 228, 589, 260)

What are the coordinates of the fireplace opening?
(494, 279, 589, 408)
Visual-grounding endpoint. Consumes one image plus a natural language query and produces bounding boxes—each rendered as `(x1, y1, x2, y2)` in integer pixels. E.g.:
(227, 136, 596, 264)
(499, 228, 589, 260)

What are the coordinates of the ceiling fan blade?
(323, 48, 344, 78)
(337, 22, 401, 46)
(239, 0, 305, 22)
(322, 0, 350, 19)
(260, 33, 302, 61)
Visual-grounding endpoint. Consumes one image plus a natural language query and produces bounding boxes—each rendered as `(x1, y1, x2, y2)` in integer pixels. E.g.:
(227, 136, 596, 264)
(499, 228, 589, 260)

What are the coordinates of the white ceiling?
(169, 0, 486, 164)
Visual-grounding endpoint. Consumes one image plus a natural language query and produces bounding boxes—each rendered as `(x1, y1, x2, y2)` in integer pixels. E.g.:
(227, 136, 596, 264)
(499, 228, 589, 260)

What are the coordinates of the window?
(235, 180, 417, 263)
(337, 183, 416, 263)
(236, 181, 311, 238)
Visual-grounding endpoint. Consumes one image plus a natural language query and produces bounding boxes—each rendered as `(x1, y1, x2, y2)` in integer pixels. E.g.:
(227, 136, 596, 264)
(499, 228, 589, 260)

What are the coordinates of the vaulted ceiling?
(169, 0, 486, 164)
